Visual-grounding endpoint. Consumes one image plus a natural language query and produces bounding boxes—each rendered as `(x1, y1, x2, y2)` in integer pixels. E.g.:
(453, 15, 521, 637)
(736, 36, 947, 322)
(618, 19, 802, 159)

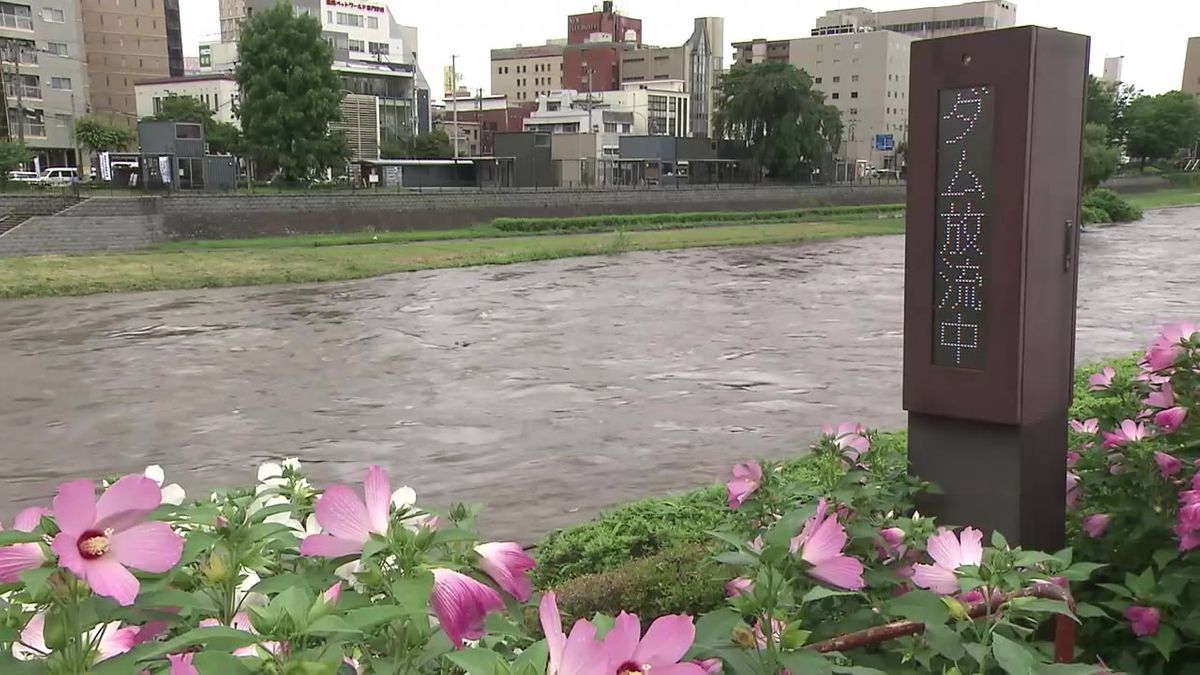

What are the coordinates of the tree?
(1086, 76, 1116, 129)
(1083, 123, 1120, 190)
(74, 116, 137, 155)
(145, 94, 243, 154)
(236, 3, 348, 181)
(0, 141, 32, 187)
(713, 62, 842, 178)
(1124, 91, 1200, 170)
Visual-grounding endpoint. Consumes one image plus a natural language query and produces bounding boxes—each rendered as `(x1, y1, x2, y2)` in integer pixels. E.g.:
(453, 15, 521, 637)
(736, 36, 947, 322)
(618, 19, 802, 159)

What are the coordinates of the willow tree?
(713, 62, 843, 178)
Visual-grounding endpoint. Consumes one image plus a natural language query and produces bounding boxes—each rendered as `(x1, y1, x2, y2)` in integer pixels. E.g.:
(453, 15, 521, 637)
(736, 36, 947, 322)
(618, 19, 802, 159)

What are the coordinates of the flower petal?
(475, 542, 536, 602)
(539, 593, 566, 675)
(925, 529, 963, 570)
(801, 512, 849, 566)
(958, 528, 983, 566)
(653, 664, 709, 675)
(53, 479, 97, 537)
(808, 555, 865, 590)
(167, 653, 200, 675)
(633, 614, 696, 666)
(300, 534, 365, 558)
(0, 543, 46, 583)
(143, 465, 166, 486)
(12, 507, 49, 533)
(160, 484, 186, 507)
(430, 569, 503, 650)
(94, 475, 162, 533)
(51, 531, 87, 578)
(96, 623, 139, 661)
(14, 613, 48, 660)
(560, 619, 605, 675)
(391, 486, 417, 510)
(313, 486, 371, 545)
(81, 556, 141, 606)
(362, 465, 391, 536)
(109, 521, 183, 573)
(911, 563, 959, 595)
(603, 612, 640, 667)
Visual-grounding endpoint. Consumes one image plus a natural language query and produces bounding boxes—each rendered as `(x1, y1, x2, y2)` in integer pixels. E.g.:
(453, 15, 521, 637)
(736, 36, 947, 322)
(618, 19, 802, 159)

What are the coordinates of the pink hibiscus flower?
(1082, 514, 1110, 538)
(1176, 502, 1200, 552)
(50, 476, 183, 606)
(474, 542, 536, 602)
(199, 612, 281, 657)
(430, 568, 504, 650)
(301, 465, 394, 558)
(1066, 472, 1081, 510)
(167, 653, 199, 675)
(1088, 367, 1115, 391)
(0, 507, 49, 583)
(911, 527, 983, 595)
(725, 577, 754, 597)
(823, 422, 871, 461)
(1144, 384, 1175, 409)
(1155, 451, 1183, 478)
(726, 461, 762, 510)
(1125, 606, 1160, 636)
(1143, 322, 1198, 372)
(1155, 407, 1187, 434)
(1101, 420, 1147, 448)
(601, 611, 706, 675)
(789, 499, 865, 590)
(1069, 418, 1099, 434)
(540, 592, 606, 675)
(13, 613, 138, 663)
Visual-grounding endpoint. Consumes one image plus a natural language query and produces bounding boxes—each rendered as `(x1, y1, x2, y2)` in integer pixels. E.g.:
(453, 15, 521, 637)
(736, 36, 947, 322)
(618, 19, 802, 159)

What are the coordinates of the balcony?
(5, 83, 41, 100)
(0, 12, 33, 32)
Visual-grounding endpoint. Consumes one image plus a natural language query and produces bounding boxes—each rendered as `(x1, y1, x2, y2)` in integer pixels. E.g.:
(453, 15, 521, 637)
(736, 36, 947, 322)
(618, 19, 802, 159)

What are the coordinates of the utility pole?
(583, 63, 593, 132)
(2, 40, 25, 144)
(450, 54, 459, 159)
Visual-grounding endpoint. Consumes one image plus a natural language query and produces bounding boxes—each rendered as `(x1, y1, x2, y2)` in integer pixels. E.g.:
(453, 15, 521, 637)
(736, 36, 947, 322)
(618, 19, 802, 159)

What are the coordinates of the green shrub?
(491, 204, 905, 233)
(1165, 172, 1200, 189)
(549, 544, 727, 626)
(1081, 204, 1110, 224)
(1083, 188, 1144, 223)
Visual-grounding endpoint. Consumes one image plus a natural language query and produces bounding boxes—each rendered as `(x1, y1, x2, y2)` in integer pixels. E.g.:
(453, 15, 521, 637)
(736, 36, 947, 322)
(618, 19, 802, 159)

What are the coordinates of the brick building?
(442, 94, 536, 155)
(562, 1, 641, 94)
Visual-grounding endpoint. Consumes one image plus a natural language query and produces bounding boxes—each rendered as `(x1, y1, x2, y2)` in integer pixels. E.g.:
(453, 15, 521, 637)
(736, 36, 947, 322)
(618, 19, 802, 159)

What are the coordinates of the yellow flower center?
(77, 529, 112, 560)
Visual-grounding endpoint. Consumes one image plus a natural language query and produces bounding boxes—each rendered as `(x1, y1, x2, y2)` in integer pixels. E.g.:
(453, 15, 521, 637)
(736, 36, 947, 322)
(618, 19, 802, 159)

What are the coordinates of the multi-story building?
(80, 0, 184, 128)
(491, 40, 565, 104)
(442, 93, 535, 155)
(0, 0, 92, 169)
(562, 1, 641, 94)
(733, 30, 914, 166)
(1102, 56, 1124, 85)
(567, 0, 640, 45)
(1184, 37, 1200, 99)
(523, 83, 689, 157)
(198, 41, 238, 74)
(236, 0, 433, 155)
(219, 0, 245, 43)
(619, 17, 723, 138)
(134, 74, 241, 126)
(811, 1, 1016, 38)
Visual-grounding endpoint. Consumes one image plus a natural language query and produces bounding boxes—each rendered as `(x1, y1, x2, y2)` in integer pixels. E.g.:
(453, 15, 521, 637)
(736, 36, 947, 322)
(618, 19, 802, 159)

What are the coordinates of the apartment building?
(791, 31, 914, 166)
(134, 73, 240, 126)
(731, 38, 792, 67)
(80, 0, 184, 128)
(0, 0, 91, 168)
(812, 0, 1016, 38)
(620, 17, 723, 138)
(490, 40, 565, 104)
(1102, 56, 1124, 85)
(219, 0, 245, 43)
(1184, 37, 1200, 99)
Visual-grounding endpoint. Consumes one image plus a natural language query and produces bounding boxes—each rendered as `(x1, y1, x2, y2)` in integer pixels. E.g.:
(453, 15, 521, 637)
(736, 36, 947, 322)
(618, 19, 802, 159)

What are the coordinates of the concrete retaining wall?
(0, 197, 163, 256)
(159, 184, 908, 239)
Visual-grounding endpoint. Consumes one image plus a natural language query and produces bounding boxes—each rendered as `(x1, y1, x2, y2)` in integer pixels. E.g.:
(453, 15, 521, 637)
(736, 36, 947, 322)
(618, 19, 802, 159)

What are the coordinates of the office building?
(1184, 37, 1200, 99)
(198, 41, 238, 74)
(0, 0, 91, 169)
(80, 0, 183, 128)
(562, 1, 642, 93)
(619, 17, 723, 137)
(812, 1, 1016, 38)
(731, 38, 792, 67)
(239, 0, 433, 151)
(442, 93, 535, 154)
(523, 82, 690, 157)
(135, 74, 241, 126)
(491, 40, 566, 104)
(219, 0, 246, 43)
(1102, 56, 1124, 84)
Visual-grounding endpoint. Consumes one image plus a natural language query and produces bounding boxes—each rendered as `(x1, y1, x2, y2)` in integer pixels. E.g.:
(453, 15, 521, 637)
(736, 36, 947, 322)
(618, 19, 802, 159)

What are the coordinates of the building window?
(348, 39, 364, 52)
(851, 74, 859, 82)
(336, 12, 363, 27)
(367, 16, 378, 29)
(43, 7, 64, 23)
(850, 91, 858, 99)
(369, 42, 388, 55)
(0, 3, 33, 29)
(46, 41, 68, 56)
(832, 76, 840, 83)
(831, 92, 840, 99)
(814, 76, 822, 84)
(849, 107, 858, 115)
(50, 76, 70, 90)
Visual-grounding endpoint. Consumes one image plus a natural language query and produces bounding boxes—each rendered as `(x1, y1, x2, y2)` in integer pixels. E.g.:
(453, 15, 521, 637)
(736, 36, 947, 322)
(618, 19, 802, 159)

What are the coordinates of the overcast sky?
(181, 0, 1196, 98)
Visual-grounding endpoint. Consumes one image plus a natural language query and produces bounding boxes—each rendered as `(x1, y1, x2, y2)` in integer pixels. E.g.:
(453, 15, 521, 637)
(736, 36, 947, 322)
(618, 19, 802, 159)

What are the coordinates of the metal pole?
(451, 54, 459, 159)
(12, 41, 24, 145)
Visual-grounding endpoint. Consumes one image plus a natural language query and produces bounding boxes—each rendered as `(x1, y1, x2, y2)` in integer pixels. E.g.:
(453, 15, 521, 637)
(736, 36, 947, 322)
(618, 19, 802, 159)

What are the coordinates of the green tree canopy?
(1083, 122, 1120, 190)
(74, 116, 137, 155)
(236, 2, 348, 181)
(0, 141, 32, 186)
(145, 94, 243, 155)
(1124, 91, 1200, 169)
(382, 130, 452, 159)
(713, 62, 842, 178)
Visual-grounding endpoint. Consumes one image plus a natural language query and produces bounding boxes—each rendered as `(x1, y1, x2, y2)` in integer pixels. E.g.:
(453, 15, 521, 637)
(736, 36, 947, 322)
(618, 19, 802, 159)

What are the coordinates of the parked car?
(7, 170, 39, 183)
(34, 167, 79, 187)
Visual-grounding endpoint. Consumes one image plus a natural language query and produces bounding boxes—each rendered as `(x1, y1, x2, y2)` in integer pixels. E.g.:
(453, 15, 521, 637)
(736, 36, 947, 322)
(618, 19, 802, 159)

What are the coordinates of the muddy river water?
(2, 208, 1197, 541)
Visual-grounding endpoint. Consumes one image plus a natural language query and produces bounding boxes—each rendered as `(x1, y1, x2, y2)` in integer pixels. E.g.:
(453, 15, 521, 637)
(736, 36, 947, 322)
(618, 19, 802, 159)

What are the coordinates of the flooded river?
(2, 207, 1197, 541)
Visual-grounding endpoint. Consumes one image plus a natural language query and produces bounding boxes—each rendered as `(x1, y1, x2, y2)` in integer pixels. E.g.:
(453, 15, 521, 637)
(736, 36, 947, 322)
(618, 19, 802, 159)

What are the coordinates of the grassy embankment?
(0, 206, 905, 299)
(0, 186, 1197, 300)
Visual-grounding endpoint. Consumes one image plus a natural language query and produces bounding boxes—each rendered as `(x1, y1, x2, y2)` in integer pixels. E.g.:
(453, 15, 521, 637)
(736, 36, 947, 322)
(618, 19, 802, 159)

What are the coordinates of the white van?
(35, 167, 79, 187)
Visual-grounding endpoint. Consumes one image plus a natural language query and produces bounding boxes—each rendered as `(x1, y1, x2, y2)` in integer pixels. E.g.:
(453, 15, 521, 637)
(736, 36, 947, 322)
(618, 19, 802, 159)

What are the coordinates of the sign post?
(903, 27, 1089, 550)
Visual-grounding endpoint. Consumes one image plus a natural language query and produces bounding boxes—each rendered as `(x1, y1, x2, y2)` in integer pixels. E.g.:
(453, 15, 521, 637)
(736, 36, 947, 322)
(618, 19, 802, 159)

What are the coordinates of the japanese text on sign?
(325, 0, 386, 13)
(932, 86, 994, 369)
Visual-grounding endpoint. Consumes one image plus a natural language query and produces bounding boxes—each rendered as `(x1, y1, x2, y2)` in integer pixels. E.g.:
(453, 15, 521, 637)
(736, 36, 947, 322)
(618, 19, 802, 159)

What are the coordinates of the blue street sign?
(874, 133, 895, 151)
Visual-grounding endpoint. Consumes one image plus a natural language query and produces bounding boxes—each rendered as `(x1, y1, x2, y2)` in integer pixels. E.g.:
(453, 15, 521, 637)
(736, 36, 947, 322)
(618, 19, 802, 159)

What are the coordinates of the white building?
(135, 75, 241, 126)
(1102, 55, 1124, 84)
(198, 41, 239, 74)
(523, 83, 690, 156)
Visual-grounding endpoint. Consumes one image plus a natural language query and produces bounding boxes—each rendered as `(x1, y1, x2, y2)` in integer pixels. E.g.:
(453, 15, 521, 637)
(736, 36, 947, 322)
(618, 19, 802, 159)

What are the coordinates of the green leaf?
(446, 643, 506, 667)
(1008, 598, 1078, 622)
(345, 605, 416, 631)
(247, 502, 296, 523)
(246, 522, 297, 542)
(193, 651, 254, 675)
(179, 533, 218, 566)
(1074, 603, 1109, 619)
(391, 572, 435, 613)
(19, 567, 54, 599)
(991, 633, 1037, 675)
(1153, 548, 1178, 570)
(778, 650, 833, 675)
(991, 530, 1010, 549)
(833, 667, 890, 675)
(430, 527, 483, 546)
(306, 615, 362, 637)
(766, 505, 817, 550)
(135, 626, 261, 661)
(1061, 562, 1105, 582)
(802, 586, 859, 604)
(708, 530, 753, 550)
(272, 586, 314, 627)
(361, 537, 388, 560)
(250, 573, 310, 595)
(0, 532, 41, 546)
(1037, 665, 1111, 674)
(924, 623, 965, 661)
(1012, 550, 1058, 568)
(691, 608, 743, 652)
(1126, 568, 1156, 597)
(964, 641, 989, 665)
(1096, 583, 1131, 598)
(135, 588, 217, 612)
(714, 551, 758, 566)
(1146, 624, 1180, 660)
(885, 590, 949, 625)
(512, 641, 549, 673)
